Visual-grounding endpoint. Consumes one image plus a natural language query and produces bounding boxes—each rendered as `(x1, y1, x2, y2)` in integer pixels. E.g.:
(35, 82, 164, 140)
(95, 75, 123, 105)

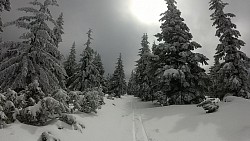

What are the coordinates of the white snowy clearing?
(1, 95, 250, 141)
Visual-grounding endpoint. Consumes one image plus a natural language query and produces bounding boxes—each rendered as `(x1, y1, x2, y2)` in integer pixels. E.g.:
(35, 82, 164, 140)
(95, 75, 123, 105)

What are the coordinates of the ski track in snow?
(131, 100, 150, 141)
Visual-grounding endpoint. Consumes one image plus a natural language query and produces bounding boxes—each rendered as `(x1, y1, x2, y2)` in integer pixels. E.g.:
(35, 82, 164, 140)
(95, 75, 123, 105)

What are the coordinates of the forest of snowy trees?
(128, 0, 250, 105)
(0, 0, 127, 128)
(0, 0, 249, 132)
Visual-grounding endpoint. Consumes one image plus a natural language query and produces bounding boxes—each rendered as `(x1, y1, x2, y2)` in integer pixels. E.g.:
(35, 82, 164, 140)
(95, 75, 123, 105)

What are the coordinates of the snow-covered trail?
(0, 95, 146, 141)
(2, 95, 250, 141)
(78, 95, 155, 141)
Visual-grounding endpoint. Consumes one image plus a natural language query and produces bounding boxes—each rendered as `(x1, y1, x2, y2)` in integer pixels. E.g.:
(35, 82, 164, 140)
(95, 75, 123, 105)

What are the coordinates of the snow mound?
(223, 96, 248, 103)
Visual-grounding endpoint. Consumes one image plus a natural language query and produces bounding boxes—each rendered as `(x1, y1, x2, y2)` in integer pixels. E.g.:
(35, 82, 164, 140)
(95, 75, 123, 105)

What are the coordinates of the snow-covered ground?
(1, 95, 250, 141)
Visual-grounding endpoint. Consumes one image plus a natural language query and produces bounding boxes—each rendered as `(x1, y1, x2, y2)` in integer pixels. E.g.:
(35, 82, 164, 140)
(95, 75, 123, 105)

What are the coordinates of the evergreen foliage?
(0, 0, 66, 94)
(134, 33, 152, 101)
(93, 52, 106, 90)
(0, 0, 11, 32)
(70, 87, 104, 113)
(64, 42, 77, 78)
(109, 53, 127, 97)
(68, 29, 101, 91)
(127, 70, 138, 96)
(209, 0, 250, 99)
(153, 0, 209, 105)
(53, 12, 64, 47)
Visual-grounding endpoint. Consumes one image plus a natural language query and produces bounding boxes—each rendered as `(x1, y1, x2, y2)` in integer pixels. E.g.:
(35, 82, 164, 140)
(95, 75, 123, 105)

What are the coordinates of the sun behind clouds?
(130, 0, 166, 25)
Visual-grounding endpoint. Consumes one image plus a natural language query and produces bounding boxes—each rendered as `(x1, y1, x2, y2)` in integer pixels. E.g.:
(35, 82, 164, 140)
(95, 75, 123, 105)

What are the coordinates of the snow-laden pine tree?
(0, 0, 11, 32)
(68, 29, 100, 91)
(134, 33, 152, 101)
(64, 42, 77, 78)
(53, 12, 64, 47)
(109, 53, 127, 97)
(0, 0, 66, 94)
(209, 0, 250, 99)
(127, 70, 138, 96)
(153, 0, 209, 104)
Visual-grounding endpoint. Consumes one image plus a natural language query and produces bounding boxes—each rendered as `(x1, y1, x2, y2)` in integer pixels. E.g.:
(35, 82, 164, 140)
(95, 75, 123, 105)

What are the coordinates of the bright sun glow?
(130, 0, 166, 25)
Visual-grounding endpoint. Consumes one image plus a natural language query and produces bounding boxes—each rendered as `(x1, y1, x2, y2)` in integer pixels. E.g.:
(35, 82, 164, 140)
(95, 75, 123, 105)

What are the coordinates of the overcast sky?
(2, 0, 250, 79)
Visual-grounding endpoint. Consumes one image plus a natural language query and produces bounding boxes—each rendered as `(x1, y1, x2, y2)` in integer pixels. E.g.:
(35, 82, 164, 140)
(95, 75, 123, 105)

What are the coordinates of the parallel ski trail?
(131, 100, 149, 141)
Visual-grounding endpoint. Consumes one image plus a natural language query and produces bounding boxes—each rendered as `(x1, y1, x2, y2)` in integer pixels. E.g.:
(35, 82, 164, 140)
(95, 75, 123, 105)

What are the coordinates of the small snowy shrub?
(153, 91, 169, 106)
(4, 100, 19, 123)
(52, 89, 70, 113)
(39, 131, 60, 141)
(73, 88, 103, 113)
(15, 94, 26, 109)
(18, 80, 45, 107)
(197, 99, 219, 113)
(0, 93, 6, 106)
(18, 97, 63, 126)
(5, 88, 17, 102)
(59, 113, 85, 132)
(68, 91, 82, 103)
(0, 106, 7, 129)
(59, 113, 76, 125)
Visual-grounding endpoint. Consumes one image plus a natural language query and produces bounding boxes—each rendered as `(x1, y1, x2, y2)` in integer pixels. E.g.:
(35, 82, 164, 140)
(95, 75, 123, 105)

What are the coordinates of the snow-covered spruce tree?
(93, 52, 105, 77)
(109, 53, 127, 98)
(64, 42, 77, 78)
(209, 0, 250, 99)
(0, 0, 11, 32)
(127, 70, 138, 96)
(93, 52, 106, 90)
(153, 0, 209, 105)
(0, 0, 66, 94)
(134, 33, 152, 101)
(0, 0, 66, 93)
(68, 29, 101, 91)
(53, 12, 64, 47)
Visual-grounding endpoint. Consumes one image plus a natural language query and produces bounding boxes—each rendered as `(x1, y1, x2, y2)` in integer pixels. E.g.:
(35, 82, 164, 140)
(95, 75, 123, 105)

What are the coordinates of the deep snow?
(1, 95, 250, 141)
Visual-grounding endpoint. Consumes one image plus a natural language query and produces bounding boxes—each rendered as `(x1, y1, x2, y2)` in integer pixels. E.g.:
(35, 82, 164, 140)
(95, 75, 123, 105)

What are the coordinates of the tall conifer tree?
(134, 33, 152, 101)
(68, 29, 100, 91)
(109, 53, 127, 97)
(64, 42, 77, 78)
(127, 70, 138, 96)
(209, 0, 250, 99)
(0, 0, 66, 94)
(153, 0, 209, 104)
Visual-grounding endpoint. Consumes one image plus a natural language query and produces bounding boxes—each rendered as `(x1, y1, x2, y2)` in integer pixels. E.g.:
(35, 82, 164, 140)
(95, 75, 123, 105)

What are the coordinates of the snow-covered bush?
(18, 80, 45, 107)
(4, 100, 19, 123)
(52, 89, 70, 113)
(68, 91, 82, 103)
(15, 94, 26, 109)
(0, 93, 6, 106)
(73, 88, 103, 113)
(5, 88, 17, 102)
(39, 131, 60, 141)
(153, 91, 169, 106)
(197, 99, 219, 113)
(223, 96, 247, 103)
(18, 97, 63, 126)
(0, 106, 7, 129)
(59, 113, 85, 132)
(59, 113, 76, 125)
